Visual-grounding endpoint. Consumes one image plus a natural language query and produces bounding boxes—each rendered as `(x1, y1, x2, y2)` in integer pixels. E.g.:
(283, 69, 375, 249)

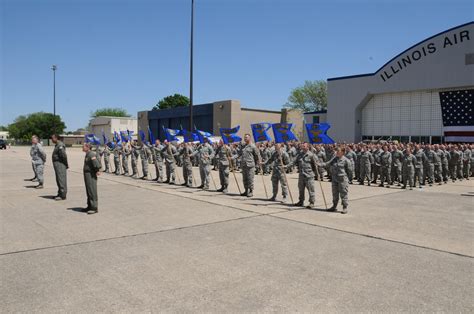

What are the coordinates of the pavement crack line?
(267, 214, 474, 259)
(0, 214, 266, 257)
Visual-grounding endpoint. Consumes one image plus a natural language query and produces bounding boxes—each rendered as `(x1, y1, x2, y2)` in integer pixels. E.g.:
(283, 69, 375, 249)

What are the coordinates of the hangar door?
(361, 90, 443, 144)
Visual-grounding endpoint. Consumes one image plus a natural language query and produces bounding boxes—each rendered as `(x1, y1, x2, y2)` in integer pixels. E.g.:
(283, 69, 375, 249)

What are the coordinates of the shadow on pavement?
(67, 207, 88, 214)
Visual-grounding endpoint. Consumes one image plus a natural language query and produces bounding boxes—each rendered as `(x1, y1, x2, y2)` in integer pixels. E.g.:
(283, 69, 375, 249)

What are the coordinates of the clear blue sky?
(1, 0, 473, 131)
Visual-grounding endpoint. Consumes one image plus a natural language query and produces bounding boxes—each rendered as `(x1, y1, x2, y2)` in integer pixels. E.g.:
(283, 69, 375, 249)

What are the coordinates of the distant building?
(138, 100, 305, 141)
(60, 135, 85, 146)
(0, 131, 9, 140)
(303, 110, 327, 125)
(89, 116, 137, 140)
(327, 22, 473, 143)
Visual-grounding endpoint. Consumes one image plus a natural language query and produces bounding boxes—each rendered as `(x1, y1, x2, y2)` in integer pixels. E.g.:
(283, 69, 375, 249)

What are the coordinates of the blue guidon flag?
(271, 123, 298, 143)
(219, 125, 242, 144)
(163, 127, 180, 142)
(181, 129, 199, 143)
(305, 123, 335, 144)
(439, 89, 474, 142)
(85, 134, 101, 145)
(195, 129, 213, 144)
(251, 123, 272, 143)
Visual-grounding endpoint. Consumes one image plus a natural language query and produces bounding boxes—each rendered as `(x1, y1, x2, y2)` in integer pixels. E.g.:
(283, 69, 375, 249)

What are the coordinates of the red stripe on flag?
(444, 131, 474, 137)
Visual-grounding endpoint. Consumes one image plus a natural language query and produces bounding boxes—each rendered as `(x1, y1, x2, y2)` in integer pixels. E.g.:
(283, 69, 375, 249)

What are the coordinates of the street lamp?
(189, 0, 194, 131)
(51, 64, 57, 117)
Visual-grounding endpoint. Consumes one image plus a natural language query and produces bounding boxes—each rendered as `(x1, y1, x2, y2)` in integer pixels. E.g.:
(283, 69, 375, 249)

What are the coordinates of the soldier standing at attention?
(215, 140, 231, 193)
(345, 145, 357, 184)
(401, 146, 416, 190)
(391, 144, 403, 186)
(462, 145, 471, 180)
(121, 142, 131, 176)
(319, 147, 351, 214)
(179, 142, 194, 187)
(414, 144, 427, 188)
(130, 140, 140, 178)
(196, 138, 215, 190)
(161, 140, 178, 184)
(432, 144, 443, 185)
(358, 145, 373, 186)
(51, 134, 68, 200)
(113, 142, 121, 175)
(379, 145, 392, 188)
(30, 135, 47, 189)
(239, 134, 259, 197)
(372, 144, 383, 184)
(82, 143, 101, 215)
(103, 143, 112, 173)
(294, 142, 319, 209)
(152, 139, 164, 182)
(315, 145, 326, 181)
(265, 143, 290, 203)
(440, 144, 450, 183)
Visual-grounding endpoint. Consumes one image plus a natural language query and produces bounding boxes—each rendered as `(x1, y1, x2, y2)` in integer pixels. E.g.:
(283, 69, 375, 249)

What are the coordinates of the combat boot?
(341, 206, 348, 214)
(327, 204, 337, 212)
(217, 186, 224, 192)
(294, 201, 304, 206)
(247, 189, 253, 197)
(268, 195, 276, 201)
(240, 189, 248, 196)
(222, 185, 228, 193)
(306, 203, 314, 209)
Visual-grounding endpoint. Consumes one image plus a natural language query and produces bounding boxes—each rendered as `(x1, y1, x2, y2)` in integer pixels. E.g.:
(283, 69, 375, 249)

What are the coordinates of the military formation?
(27, 134, 474, 215)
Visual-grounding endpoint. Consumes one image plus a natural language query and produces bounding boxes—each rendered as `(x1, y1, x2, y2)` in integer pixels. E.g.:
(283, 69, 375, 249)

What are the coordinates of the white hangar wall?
(327, 22, 474, 143)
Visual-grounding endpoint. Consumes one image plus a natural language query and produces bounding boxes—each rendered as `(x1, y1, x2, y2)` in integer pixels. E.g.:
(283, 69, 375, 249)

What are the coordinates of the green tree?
(90, 107, 131, 118)
(284, 80, 327, 112)
(8, 112, 66, 140)
(0, 125, 8, 131)
(153, 94, 190, 110)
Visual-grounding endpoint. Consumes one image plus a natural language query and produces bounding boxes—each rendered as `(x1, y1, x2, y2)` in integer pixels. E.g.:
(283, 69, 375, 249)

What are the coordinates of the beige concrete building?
(89, 116, 137, 140)
(139, 100, 304, 141)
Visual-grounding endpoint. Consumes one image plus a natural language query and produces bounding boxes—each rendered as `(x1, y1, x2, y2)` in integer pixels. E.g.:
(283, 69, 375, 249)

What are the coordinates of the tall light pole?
(51, 64, 57, 137)
(189, 0, 194, 131)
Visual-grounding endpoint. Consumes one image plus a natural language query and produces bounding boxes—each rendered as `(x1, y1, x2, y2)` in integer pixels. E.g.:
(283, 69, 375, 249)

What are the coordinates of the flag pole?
(279, 153, 294, 204)
(257, 147, 269, 199)
(225, 145, 241, 194)
(314, 164, 328, 209)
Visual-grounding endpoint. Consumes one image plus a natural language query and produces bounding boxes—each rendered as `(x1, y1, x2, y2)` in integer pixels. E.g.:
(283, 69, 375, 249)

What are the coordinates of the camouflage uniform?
(52, 140, 68, 199)
(266, 149, 290, 201)
(30, 142, 46, 186)
(402, 152, 416, 189)
(295, 150, 319, 207)
(196, 143, 215, 189)
(240, 143, 259, 197)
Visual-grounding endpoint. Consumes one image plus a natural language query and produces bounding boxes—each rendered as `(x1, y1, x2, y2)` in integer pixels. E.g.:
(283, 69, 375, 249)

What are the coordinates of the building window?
(420, 136, 430, 144)
(400, 136, 409, 143)
(313, 116, 320, 124)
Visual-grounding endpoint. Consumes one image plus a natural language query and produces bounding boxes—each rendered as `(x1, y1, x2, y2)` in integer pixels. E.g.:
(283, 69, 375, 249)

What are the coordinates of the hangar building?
(327, 21, 473, 143)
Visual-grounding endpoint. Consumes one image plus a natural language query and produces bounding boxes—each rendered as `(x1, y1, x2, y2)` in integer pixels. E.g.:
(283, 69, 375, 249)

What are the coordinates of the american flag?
(439, 89, 474, 142)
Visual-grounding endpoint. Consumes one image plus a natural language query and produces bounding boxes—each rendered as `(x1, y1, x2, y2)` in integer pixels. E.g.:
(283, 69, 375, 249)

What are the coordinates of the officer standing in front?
(82, 142, 102, 214)
(30, 135, 47, 189)
(51, 134, 68, 200)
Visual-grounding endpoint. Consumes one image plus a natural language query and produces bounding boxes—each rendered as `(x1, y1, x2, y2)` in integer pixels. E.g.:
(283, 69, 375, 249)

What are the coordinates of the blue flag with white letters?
(219, 126, 242, 144)
(251, 123, 272, 143)
(271, 123, 298, 143)
(305, 123, 335, 144)
(163, 127, 180, 142)
(85, 134, 101, 145)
